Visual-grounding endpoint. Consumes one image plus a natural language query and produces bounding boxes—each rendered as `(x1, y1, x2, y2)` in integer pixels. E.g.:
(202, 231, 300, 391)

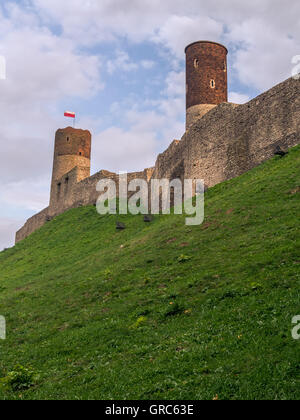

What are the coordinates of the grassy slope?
(0, 146, 299, 400)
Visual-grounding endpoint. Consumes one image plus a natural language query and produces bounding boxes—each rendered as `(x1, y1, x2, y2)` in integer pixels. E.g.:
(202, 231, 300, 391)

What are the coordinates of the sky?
(0, 0, 299, 250)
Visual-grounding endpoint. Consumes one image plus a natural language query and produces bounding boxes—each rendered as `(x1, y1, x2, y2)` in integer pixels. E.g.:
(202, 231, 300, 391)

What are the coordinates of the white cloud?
(163, 70, 185, 97)
(0, 218, 25, 250)
(91, 111, 184, 174)
(107, 50, 138, 74)
(91, 68, 186, 173)
(152, 15, 223, 59)
(229, 92, 250, 104)
(0, 178, 49, 212)
(30, 0, 300, 90)
(141, 60, 155, 69)
(92, 105, 185, 174)
(92, 126, 158, 173)
(0, 3, 102, 143)
(107, 51, 156, 75)
(31, 0, 173, 44)
(226, 18, 300, 90)
(0, 3, 103, 179)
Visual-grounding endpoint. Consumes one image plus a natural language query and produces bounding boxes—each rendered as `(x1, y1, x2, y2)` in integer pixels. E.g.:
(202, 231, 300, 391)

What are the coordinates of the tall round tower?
(50, 127, 91, 208)
(185, 41, 228, 130)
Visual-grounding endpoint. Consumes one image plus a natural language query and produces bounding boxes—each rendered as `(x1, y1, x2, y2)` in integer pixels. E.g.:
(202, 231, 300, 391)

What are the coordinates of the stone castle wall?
(16, 167, 154, 242)
(186, 104, 218, 131)
(154, 76, 300, 187)
(15, 76, 300, 243)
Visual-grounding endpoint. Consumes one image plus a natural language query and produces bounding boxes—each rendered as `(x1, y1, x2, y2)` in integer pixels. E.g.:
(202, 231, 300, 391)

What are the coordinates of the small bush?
(177, 255, 192, 263)
(130, 316, 147, 329)
(250, 282, 263, 291)
(0, 364, 37, 391)
(103, 269, 112, 281)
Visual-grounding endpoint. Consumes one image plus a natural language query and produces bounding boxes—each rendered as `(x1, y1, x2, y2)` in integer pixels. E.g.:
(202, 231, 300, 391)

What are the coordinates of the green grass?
(0, 146, 300, 400)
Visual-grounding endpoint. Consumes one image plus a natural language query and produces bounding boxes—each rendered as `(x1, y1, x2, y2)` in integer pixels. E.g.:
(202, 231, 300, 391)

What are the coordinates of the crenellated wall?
(15, 76, 300, 243)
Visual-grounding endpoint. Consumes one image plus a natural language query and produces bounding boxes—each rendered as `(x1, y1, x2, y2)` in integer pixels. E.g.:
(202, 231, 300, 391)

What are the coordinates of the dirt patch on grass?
(226, 208, 234, 215)
(167, 238, 177, 244)
(290, 186, 300, 194)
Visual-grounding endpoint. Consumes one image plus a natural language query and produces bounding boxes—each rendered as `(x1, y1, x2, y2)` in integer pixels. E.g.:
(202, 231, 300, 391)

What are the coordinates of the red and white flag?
(64, 111, 75, 118)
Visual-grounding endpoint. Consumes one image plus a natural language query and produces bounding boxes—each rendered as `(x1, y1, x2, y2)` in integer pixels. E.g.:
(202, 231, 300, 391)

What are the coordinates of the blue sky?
(0, 0, 299, 249)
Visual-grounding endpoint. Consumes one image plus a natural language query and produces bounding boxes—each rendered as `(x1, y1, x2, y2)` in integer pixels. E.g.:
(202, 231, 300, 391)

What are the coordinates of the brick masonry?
(15, 75, 300, 243)
(186, 41, 228, 128)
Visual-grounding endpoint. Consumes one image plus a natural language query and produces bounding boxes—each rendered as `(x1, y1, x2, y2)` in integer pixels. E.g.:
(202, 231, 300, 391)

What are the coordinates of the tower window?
(210, 79, 216, 89)
(194, 59, 199, 69)
(65, 177, 69, 194)
(57, 183, 61, 199)
(66, 137, 70, 142)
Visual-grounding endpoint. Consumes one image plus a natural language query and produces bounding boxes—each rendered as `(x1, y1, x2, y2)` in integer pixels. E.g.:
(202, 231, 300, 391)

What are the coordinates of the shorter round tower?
(185, 41, 228, 130)
(50, 127, 91, 208)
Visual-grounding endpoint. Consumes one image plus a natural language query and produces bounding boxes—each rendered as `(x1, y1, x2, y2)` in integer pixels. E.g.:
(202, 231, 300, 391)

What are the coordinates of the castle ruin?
(16, 41, 300, 243)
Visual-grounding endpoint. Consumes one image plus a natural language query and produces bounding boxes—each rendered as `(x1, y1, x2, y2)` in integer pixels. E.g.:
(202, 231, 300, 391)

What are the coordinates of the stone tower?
(49, 127, 91, 209)
(185, 41, 228, 130)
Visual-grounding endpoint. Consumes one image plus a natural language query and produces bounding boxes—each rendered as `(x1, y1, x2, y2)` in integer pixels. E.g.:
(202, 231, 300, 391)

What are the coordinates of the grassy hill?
(0, 145, 299, 400)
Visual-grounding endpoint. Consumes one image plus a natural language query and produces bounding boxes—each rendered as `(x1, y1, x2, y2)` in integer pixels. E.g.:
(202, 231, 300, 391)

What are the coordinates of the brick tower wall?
(185, 41, 228, 129)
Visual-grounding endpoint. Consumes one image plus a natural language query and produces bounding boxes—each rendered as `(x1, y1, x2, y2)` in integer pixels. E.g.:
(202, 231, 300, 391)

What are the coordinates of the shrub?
(103, 269, 112, 281)
(177, 255, 192, 263)
(250, 282, 263, 291)
(0, 364, 37, 391)
(130, 316, 147, 329)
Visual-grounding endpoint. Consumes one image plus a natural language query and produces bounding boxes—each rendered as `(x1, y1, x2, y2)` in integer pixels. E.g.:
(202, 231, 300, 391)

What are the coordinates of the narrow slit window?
(57, 183, 61, 199)
(194, 59, 199, 69)
(210, 79, 216, 89)
(65, 177, 69, 194)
